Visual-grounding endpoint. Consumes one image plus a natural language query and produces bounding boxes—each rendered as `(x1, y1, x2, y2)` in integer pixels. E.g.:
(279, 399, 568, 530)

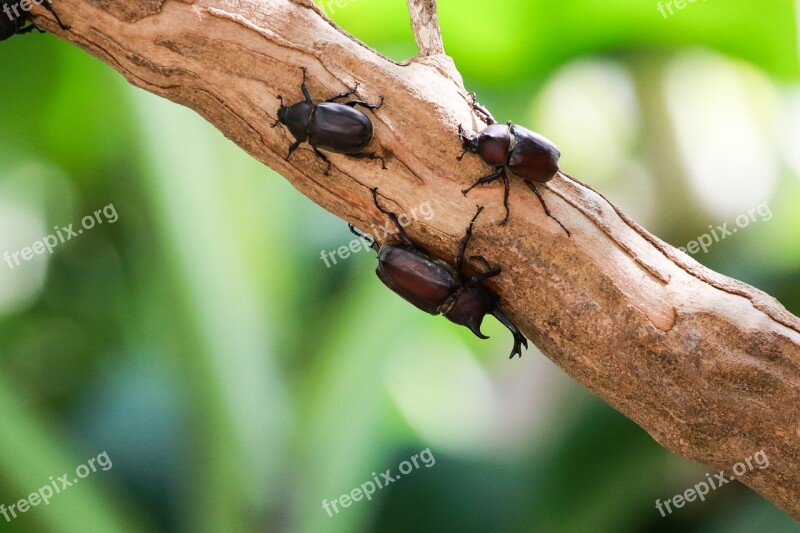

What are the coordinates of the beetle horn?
(465, 315, 489, 340)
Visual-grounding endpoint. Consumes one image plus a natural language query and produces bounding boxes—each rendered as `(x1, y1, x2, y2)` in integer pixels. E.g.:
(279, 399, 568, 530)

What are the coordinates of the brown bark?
(32, 0, 800, 519)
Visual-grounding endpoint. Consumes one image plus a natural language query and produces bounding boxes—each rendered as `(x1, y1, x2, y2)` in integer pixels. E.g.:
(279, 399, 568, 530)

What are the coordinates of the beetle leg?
(325, 83, 359, 102)
(468, 93, 496, 125)
(456, 205, 484, 272)
(344, 96, 384, 113)
(16, 24, 43, 35)
(371, 188, 415, 248)
(464, 255, 500, 287)
(500, 170, 510, 226)
(462, 167, 504, 195)
(469, 267, 501, 287)
(491, 305, 528, 358)
(300, 67, 313, 103)
(462, 167, 509, 224)
(345, 152, 386, 170)
(348, 224, 380, 252)
(469, 255, 492, 272)
(523, 180, 571, 237)
(312, 147, 332, 175)
(41, 1, 70, 30)
(285, 139, 302, 161)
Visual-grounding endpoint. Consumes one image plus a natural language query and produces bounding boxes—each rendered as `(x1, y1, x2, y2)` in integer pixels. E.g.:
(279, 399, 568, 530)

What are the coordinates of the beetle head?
(458, 124, 480, 157)
(276, 100, 314, 141)
(444, 285, 498, 339)
(277, 101, 289, 124)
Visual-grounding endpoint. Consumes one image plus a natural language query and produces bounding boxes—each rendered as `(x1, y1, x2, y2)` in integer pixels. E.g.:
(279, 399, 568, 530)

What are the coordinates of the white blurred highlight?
(535, 59, 640, 186)
(664, 50, 778, 218)
(780, 89, 800, 180)
(384, 337, 497, 453)
(0, 202, 48, 314)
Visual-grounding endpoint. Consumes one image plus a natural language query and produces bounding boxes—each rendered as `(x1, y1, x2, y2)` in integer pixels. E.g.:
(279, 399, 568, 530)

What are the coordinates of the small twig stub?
(407, 0, 445, 56)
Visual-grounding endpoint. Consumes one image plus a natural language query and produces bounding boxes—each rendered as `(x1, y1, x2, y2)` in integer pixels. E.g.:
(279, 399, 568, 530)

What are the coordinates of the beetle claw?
(491, 306, 528, 358)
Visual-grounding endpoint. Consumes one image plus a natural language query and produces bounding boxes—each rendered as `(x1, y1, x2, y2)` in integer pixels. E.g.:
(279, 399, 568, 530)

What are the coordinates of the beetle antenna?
(272, 96, 285, 127)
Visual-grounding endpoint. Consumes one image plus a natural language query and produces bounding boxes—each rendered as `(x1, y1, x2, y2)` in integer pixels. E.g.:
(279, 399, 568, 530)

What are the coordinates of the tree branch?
(33, 0, 800, 518)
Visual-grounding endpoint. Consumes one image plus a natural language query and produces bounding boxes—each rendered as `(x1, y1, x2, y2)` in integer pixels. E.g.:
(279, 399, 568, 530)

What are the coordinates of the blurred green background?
(0, 0, 799, 532)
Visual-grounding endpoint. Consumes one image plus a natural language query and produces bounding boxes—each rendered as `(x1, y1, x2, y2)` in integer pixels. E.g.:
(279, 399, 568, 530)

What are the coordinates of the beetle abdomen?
(376, 247, 456, 315)
(508, 126, 560, 182)
(309, 103, 373, 153)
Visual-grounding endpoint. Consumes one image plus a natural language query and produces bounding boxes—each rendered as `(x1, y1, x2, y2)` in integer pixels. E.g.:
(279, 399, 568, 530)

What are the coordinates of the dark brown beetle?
(0, 1, 68, 41)
(274, 67, 385, 175)
(349, 188, 528, 358)
(458, 95, 570, 235)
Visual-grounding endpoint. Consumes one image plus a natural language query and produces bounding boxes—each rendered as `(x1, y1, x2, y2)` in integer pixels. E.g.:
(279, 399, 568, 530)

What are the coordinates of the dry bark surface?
(30, 0, 800, 519)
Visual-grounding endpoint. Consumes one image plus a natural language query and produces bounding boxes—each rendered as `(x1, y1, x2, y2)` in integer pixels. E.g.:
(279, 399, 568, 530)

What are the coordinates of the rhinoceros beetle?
(1, 0, 68, 41)
(349, 188, 528, 358)
(274, 67, 386, 175)
(458, 95, 569, 235)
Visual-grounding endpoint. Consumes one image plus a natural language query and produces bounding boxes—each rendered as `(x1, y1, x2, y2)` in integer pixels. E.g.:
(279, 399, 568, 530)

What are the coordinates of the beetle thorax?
(477, 123, 513, 167)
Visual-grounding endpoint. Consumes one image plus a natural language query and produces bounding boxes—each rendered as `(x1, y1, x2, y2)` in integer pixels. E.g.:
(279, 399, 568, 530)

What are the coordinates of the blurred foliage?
(0, 0, 798, 532)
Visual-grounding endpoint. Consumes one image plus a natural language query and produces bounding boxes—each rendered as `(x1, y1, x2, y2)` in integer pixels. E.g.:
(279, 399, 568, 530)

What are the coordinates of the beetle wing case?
(508, 126, 560, 182)
(309, 103, 374, 153)
(376, 246, 456, 315)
